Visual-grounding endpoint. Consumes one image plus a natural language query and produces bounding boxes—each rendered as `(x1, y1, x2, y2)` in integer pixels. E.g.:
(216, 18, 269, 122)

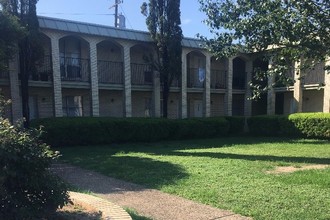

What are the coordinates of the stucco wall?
(302, 89, 324, 112)
(99, 90, 124, 117)
(29, 87, 54, 118)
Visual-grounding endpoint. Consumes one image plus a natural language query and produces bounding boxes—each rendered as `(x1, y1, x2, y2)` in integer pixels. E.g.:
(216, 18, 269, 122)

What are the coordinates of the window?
(62, 96, 83, 117)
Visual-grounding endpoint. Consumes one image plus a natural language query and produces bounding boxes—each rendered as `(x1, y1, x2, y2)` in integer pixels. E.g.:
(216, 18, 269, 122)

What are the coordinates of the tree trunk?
(19, 40, 30, 128)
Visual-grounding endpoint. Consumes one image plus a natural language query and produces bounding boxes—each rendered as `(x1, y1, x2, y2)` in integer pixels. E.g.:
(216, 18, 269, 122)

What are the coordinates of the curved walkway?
(69, 191, 132, 220)
(51, 163, 251, 220)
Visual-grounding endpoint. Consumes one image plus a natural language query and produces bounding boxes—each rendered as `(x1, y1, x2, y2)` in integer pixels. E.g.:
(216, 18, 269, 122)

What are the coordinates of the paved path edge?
(68, 191, 132, 220)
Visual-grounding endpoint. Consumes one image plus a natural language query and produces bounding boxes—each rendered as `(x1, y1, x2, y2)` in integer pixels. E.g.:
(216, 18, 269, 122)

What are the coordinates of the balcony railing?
(187, 68, 205, 88)
(211, 69, 227, 89)
(232, 75, 246, 89)
(98, 60, 123, 84)
(274, 69, 295, 87)
(131, 63, 153, 85)
(60, 57, 90, 82)
(30, 55, 53, 81)
(0, 71, 9, 79)
(302, 70, 325, 85)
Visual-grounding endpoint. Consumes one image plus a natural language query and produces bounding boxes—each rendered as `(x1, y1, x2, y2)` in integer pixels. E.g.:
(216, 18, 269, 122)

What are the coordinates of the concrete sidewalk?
(51, 163, 251, 220)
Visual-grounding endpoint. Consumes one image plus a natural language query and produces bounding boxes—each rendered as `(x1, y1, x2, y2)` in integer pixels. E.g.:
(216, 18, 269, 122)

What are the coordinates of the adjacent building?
(1, 16, 329, 122)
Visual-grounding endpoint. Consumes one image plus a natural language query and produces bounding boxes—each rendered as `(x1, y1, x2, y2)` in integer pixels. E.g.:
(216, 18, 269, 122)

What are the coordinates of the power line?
(119, 4, 133, 29)
(38, 12, 114, 16)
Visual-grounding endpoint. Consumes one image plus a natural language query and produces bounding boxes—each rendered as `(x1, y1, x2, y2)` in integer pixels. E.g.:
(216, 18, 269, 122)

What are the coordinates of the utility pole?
(110, 0, 123, 28)
(114, 0, 119, 27)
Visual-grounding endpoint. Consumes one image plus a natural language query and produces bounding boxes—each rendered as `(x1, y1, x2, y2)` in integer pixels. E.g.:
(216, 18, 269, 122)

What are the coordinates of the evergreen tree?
(0, 0, 43, 126)
(141, 0, 183, 118)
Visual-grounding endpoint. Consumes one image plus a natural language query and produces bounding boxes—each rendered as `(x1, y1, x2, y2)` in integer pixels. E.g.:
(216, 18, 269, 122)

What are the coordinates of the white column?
(123, 43, 132, 117)
(204, 53, 211, 117)
(180, 49, 188, 118)
(323, 59, 330, 112)
(50, 35, 63, 117)
(8, 54, 22, 122)
(89, 40, 100, 116)
(225, 57, 233, 116)
(293, 61, 303, 112)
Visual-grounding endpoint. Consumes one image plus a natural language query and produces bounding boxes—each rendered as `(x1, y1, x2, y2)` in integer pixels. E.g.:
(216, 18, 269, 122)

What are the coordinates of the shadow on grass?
(61, 155, 188, 189)
(163, 151, 330, 165)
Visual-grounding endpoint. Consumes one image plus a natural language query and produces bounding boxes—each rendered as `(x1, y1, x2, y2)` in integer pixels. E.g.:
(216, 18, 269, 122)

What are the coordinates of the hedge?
(247, 113, 330, 139)
(31, 117, 229, 147)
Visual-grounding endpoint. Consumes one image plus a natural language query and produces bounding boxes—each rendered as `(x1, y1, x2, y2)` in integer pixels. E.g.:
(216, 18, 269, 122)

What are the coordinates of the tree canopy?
(199, 0, 330, 97)
(141, 0, 183, 118)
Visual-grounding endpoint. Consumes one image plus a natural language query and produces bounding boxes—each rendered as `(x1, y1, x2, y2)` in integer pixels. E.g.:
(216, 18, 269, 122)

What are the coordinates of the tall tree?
(199, 0, 330, 98)
(1, 0, 43, 126)
(0, 11, 25, 72)
(141, 0, 183, 118)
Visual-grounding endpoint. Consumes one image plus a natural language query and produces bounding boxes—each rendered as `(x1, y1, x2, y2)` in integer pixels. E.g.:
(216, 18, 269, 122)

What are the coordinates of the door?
(194, 100, 203, 117)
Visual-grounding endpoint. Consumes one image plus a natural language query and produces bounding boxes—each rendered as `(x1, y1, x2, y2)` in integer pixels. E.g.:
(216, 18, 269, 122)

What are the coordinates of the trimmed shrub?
(247, 115, 282, 136)
(225, 116, 245, 135)
(31, 117, 230, 147)
(247, 113, 330, 139)
(287, 113, 330, 139)
(0, 118, 69, 219)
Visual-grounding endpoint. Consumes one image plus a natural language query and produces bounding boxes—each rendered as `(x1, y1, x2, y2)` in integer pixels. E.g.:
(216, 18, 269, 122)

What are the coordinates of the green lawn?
(58, 137, 330, 220)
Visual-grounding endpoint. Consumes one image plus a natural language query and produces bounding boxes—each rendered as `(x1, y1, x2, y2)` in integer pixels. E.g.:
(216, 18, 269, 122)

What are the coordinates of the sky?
(36, 0, 212, 38)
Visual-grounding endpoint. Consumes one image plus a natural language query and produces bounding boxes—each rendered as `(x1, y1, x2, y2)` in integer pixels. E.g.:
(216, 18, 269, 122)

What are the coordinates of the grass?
(58, 137, 330, 220)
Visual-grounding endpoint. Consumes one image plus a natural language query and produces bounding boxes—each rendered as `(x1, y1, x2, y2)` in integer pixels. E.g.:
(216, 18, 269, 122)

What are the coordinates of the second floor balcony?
(0, 71, 9, 80)
(211, 69, 227, 89)
(131, 63, 153, 85)
(31, 55, 53, 82)
(302, 71, 325, 85)
(98, 60, 123, 84)
(187, 68, 205, 88)
(60, 57, 90, 82)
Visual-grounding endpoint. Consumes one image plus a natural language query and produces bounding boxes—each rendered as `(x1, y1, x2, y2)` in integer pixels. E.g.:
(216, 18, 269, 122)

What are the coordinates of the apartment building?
(1, 16, 329, 122)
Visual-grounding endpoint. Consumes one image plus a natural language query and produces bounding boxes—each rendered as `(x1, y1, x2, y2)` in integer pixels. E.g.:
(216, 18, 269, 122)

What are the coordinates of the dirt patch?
(266, 164, 329, 174)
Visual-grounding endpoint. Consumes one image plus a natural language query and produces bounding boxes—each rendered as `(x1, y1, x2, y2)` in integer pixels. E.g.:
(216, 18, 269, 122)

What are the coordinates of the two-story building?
(1, 16, 329, 122)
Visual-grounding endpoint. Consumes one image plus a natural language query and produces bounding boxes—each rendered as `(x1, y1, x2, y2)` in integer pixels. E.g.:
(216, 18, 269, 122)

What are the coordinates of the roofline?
(38, 16, 205, 49)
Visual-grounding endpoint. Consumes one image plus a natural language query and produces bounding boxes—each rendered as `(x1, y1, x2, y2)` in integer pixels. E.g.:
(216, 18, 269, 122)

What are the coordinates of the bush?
(247, 115, 282, 136)
(287, 113, 330, 139)
(31, 117, 230, 147)
(225, 116, 245, 135)
(0, 116, 69, 218)
(247, 113, 330, 139)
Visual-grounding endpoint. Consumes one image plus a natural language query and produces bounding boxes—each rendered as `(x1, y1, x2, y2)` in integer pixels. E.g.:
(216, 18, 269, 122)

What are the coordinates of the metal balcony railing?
(131, 63, 153, 85)
(30, 55, 53, 81)
(60, 57, 90, 82)
(187, 68, 205, 88)
(0, 71, 9, 79)
(302, 71, 325, 85)
(232, 74, 246, 90)
(274, 69, 295, 87)
(211, 69, 227, 89)
(98, 60, 123, 84)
